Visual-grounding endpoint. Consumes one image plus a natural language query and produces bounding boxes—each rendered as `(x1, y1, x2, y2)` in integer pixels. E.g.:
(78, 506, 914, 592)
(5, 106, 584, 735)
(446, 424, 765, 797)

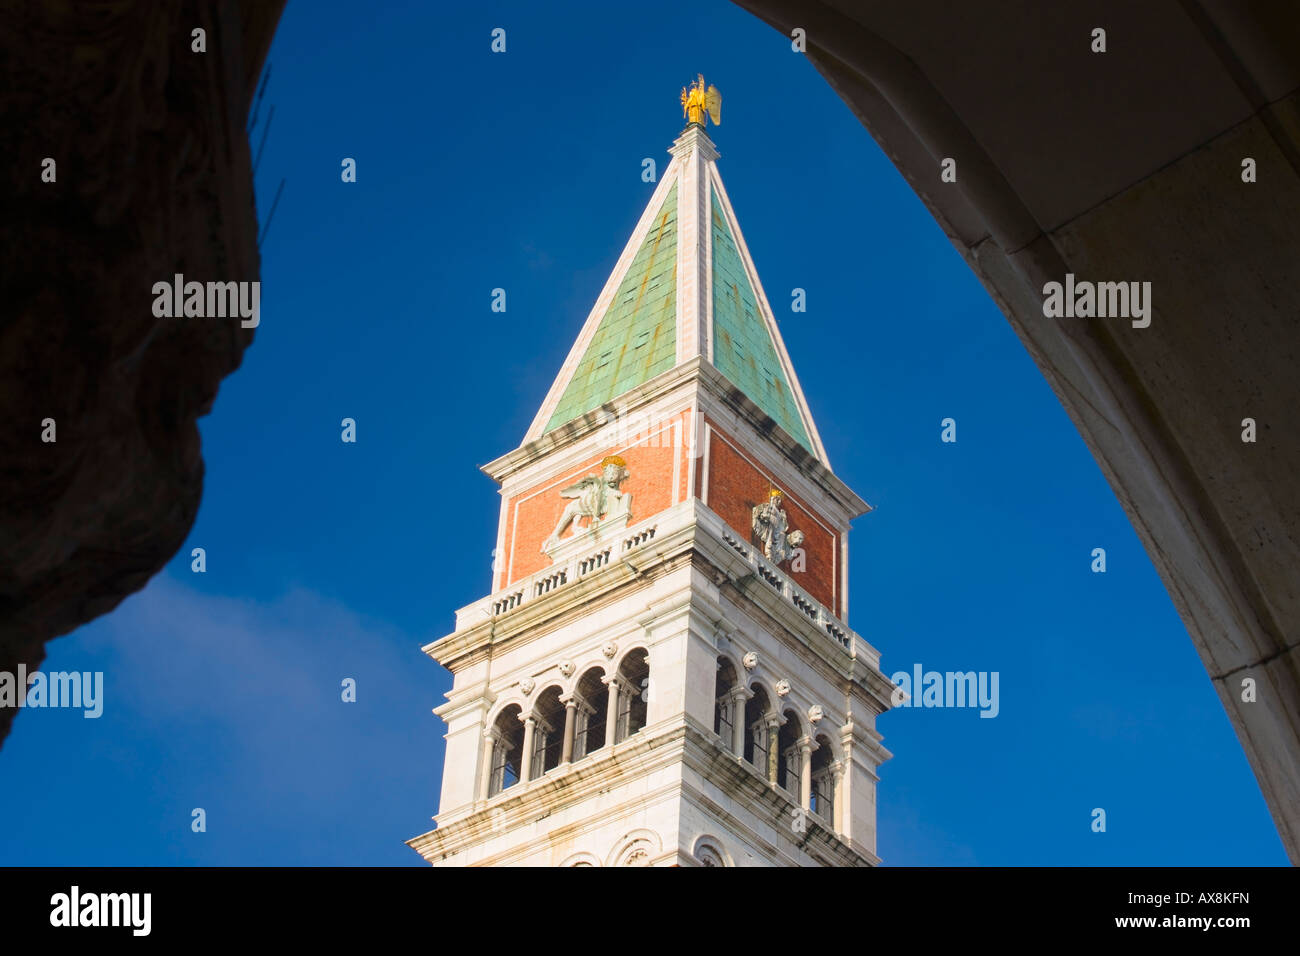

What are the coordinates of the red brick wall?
(702, 421, 840, 614)
(500, 412, 690, 587)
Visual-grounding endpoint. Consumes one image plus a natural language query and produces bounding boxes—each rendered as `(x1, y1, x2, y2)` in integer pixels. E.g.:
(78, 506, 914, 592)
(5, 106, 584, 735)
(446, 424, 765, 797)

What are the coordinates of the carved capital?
(602, 674, 631, 694)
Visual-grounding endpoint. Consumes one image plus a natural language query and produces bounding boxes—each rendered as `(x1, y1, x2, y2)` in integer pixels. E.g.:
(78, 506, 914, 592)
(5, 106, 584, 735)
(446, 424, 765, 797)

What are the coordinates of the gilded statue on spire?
(680, 75, 722, 127)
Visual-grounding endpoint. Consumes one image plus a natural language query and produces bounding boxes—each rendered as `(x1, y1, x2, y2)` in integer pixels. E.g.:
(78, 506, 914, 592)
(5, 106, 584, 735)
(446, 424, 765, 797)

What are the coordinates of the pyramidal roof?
(526, 121, 828, 464)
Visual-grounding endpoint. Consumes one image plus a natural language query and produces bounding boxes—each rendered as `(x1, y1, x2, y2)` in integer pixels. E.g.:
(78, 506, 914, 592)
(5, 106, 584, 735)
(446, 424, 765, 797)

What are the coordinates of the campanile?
(409, 79, 896, 866)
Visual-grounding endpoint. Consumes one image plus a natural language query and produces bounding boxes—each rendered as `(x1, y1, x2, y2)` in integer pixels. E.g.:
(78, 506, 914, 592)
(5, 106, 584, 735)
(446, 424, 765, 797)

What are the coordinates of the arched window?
(573, 667, 608, 759)
(714, 657, 739, 742)
(810, 733, 836, 822)
(487, 704, 524, 798)
(692, 838, 727, 867)
(615, 648, 649, 742)
(531, 686, 565, 778)
(743, 685, 773, 775)
(778, 709, 803, 798)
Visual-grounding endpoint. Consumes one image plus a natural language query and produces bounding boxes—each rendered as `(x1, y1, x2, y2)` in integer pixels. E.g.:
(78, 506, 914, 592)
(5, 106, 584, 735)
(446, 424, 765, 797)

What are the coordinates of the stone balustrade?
(455, 500, 877, 669)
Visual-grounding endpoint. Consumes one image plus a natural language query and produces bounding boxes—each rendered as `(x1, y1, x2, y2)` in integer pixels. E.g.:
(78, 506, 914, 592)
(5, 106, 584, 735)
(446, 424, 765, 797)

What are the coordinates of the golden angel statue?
(681, 75, 721, 127)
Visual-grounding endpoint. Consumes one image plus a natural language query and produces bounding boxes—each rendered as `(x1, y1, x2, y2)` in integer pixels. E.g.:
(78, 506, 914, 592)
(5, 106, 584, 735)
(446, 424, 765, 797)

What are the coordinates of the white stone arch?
(691, 834, 731, 867)
(745, 676, 782, 716)
(607, 827, 662, 867)
(559, 850, 602, 867)
(572, 658, 612, 686)
(715, 649, 745, 684)
(612, 644, 650, 676)
(525, 681, 566, 720)
(811, 726, 845, 763)
(485, 697, 528, 729)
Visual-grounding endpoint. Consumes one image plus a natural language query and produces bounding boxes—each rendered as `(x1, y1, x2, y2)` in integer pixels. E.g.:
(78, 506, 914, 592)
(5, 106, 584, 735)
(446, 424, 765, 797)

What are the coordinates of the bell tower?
(409, 82, 896, 867)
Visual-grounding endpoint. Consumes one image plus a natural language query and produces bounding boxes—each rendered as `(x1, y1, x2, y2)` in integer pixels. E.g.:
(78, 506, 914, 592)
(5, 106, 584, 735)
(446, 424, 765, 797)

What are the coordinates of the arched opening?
(810, 732, 836, 823)
(693, 840, 727, 867)
(743, 685, 773, 775)
(714, 657, 739, 744)
(615, 648, 649, 743)
(574, 667, 608, 759)
(531, 686, 566, 778)
(778, 709, 803, 798)
(487, 704, 524, 798)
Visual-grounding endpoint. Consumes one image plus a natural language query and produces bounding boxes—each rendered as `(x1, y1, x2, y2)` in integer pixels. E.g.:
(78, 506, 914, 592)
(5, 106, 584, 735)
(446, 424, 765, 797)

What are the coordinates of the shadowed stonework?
(0, 1, 284, 746)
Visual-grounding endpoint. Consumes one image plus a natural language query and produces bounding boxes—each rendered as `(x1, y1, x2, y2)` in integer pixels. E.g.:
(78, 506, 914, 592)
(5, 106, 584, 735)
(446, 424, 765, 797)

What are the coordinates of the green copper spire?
(545, 183, 678, 433)
(709, 182, 810, 450)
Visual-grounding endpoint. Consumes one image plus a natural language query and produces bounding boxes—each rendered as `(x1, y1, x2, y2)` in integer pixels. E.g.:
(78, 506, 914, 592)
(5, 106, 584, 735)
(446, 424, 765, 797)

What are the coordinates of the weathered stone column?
(604, 677, 621, 746)
(766, 717, 780, 785)
(799, 738, 813, 809)
(478, 731, 497, 800)
(730, 688, 750, 757)
(831, 761, 846, 835)
(560, 696, 579, 763)
(519, 716, 536, 782)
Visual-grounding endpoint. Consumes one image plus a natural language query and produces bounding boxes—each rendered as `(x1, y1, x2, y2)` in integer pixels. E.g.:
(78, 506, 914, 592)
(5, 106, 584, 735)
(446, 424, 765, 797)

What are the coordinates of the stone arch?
(485, 703, 524, 798)
(743, 683, 775, 774)
(484, 696, 522, 728)
(714, 654, 742, 744)
(573, 665, 610, 759)
(810, 731, 839, 823)
(607, 827, 662, 867)
(691, 834, 730, 867)
(614, 645, 650, 742)
(529, 684, 566, 778)
(778, 707, 805, 797)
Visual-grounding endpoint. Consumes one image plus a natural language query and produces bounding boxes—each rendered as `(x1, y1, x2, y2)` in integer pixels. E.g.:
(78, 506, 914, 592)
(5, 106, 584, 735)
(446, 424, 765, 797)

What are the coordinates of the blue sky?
(0, 0, 1285, 865)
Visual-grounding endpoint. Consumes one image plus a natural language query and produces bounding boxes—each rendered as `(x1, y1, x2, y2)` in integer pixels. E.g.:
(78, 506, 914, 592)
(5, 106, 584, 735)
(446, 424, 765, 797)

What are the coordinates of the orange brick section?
(702, 421, 840, 614)
(501, 412, 691, 587)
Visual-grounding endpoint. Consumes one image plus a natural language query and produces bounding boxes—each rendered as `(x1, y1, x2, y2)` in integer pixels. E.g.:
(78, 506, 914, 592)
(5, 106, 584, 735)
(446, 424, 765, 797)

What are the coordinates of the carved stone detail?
(751, 489, 804, 565)
(742, 652, 758, 670)
(542, 456, 632, 553)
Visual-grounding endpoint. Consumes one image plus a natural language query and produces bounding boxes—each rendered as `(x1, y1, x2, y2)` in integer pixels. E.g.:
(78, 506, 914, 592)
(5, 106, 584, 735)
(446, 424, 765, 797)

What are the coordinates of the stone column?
(478, 730, 497, 800)
(560, 696, 579, 763)
(604, 677, 621, 746)
(730, 688, 750, 757)
(519, 715, 536, 782)
(799, 738, 813, 810)
(831, 761, 846, 834)
(766, 717, 780, 785)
